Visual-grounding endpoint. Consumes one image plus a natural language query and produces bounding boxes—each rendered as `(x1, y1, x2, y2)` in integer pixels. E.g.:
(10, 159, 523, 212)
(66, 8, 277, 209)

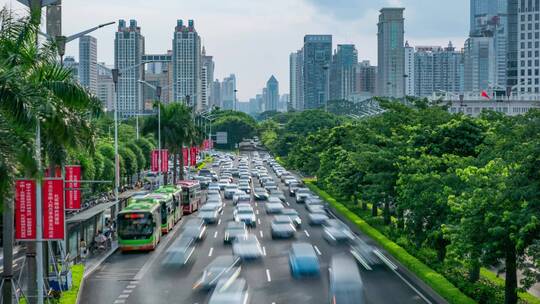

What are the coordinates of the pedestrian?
(80, 238, 87, 261)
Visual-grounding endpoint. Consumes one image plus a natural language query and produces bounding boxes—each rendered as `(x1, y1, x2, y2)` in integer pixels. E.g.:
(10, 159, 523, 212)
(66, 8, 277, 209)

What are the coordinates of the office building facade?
(517, 0, 540, 94)
(329, 44, 358, 100)
(464, 36, 496, 93)
(79, 35, 98, 94)
(201, 47, 215, 110)
(114, 19, 145, 118)
(289, 52, 298, 110)
(404, 41, 415, 96)
(265, 75, 279, 111)
(221, 74, 237, 110)
(356, 60, 377, 95)
(173, 19, 201, 109)
(433, 42, 464, 95)
(377, 8, 405, 98)
(302, 35, 332, 109)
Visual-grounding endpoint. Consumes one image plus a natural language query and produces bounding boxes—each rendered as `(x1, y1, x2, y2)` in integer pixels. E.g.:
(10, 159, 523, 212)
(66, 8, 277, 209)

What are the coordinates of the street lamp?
(111, 69, 121, 215)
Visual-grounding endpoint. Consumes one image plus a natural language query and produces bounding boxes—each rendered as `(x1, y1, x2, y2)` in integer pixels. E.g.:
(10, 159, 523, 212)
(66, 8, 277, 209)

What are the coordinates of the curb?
(76, 246, 119, 304)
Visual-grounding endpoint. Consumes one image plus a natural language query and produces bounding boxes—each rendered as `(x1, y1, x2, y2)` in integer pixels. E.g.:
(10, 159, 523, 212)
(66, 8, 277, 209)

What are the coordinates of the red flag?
(42, 178, 65, 240)
(151, 149, 168, 172)
(481, 90, 491, 100)
(182, 148, 189, 166)
(190, 147, 197, 166)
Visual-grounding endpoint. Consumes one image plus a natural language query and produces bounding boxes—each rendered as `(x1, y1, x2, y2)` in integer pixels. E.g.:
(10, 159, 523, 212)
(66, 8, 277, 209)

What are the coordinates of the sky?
(4, 0, 469, 101)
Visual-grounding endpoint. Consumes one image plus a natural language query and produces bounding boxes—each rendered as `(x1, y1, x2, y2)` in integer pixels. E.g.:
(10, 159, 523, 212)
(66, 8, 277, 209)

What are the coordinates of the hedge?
(480, 269, 540, 304)
(305, 180, 476, 304)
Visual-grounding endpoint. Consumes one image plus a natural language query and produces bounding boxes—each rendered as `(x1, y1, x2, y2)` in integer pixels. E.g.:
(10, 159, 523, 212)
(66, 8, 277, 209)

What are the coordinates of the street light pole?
(111, 69, 120, 216)
(156, 86, 162, 186)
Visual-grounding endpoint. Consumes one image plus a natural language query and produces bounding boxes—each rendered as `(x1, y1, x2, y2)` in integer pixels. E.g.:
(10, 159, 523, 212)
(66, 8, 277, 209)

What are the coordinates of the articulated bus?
(177, 180, 202, 215)
(118, 200, 161, 252)
(145, 192, 178, 234)
(154, 185, 183, 224)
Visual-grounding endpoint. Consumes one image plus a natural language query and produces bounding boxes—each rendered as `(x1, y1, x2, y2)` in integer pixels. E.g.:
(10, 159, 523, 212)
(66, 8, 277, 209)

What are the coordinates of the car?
(268, 189, 286, 202)
(162, 235, 197, 266)
(349, 238, 383, 268)
(288, 182, 301, 196)
(289, 243, 320, 278)
(198, 205, 220, 224)
(295, 188, 311, 203)
(234, 206, 256, 227)
(267, 196, 282, 204)
(232, 191, 250, 205)
(208, 183, 221, 192)
(238, 183, 251, 194)
(323, 220, 355, 244)
(328, 255, 365, 304)
(264, 184, 278, 192)
(224, 221, 248, 244)
(207, 189, 220, 196)
(182, 218, 207, 241)
(281, 208, 302, 228)
(265, 202, 284, 214)
(218, 179, 230, 190)
(208, 278, 250, 304)
(192, 255, 241, 291)
(253, 187, 269, 201)
(224, 184, 239, 199)
(271, 215, 297, 239)
(232, 234, 263, 260)
(308, 212, 329, 225)
(283, 178, 298, 186)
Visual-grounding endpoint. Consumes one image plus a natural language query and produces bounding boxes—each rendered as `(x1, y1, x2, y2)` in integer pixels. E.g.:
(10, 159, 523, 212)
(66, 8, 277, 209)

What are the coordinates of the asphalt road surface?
(80, 151, 440, 304)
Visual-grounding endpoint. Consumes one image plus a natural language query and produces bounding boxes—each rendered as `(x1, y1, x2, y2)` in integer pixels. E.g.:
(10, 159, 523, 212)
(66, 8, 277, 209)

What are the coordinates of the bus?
(154, 185, 183, 223)
(145, 192, 177, 234)
(177, 180, 202, 214)
(118, 200, 161, 252)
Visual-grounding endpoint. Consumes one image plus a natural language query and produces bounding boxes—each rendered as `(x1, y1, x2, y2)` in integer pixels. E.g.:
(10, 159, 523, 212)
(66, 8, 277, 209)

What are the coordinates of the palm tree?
(143, 102, 197, 184)
(0, 7, 102, 303)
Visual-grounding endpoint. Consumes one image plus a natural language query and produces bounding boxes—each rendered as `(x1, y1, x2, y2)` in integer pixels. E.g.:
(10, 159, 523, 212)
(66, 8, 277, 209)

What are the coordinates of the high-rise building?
(414, 46, 440, 97)
(64, 56, 79, 81)
(302, 35, 332, 109)
(221, 74, 237, 110)
(507, 0, 519, 90)
(265, 75, 279, 111)
(377, 8, 405, 98)
(212, 80, 222, 108)
(255, 94, 263, 113)
(464, 36, 496, 93)
(517, 0, 540, 95)
(79, 35, 97, 94)
(201, 47, 215, 110)
(279, 94, 289, 112)
(289, 52, 298, 109)
(114, 19, 145, 118)
(329, 44, 358, 100)
(96, 63, 114, 111)
(404, 41, 415, 96)
(356, 60, 377, 95)
(173, 19, 201, 110)
(433, 42, 464, 95)
(262, 88, 268, 112)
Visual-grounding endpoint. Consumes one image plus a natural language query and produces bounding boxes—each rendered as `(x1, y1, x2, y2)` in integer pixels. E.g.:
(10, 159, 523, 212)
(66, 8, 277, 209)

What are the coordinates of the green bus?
(145, 192, 177, 234)
(154, 185, 183, 224)
(118, 200, 161, 252)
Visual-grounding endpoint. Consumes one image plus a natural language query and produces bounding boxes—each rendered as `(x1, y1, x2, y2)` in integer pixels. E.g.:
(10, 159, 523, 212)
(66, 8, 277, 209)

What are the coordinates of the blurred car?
(238, 183, 251, 194)
(269, 189, 286, 202)
(207, 189, 220, 196)
(232, 234, 263, 260)
(162, 235, 196, 266)
(198, 205, 220, 224)
(329, 255, 365, 304)
(182, 218, 207, 241)
(308, 212, 329, 225)
(264, 184, 278, 192)
(234, 206, 256, 227)
(204, 202, 223, 214)
(224, 221, 248, 244)
(265, 202, 284, 214)
(218, 179, 230, 190)
(208, 278, 250, 304)
(253, 188, 269, 201)
(193, 255, 241, 291)
(232, 191, 251, 205)
(295, 188, 311, 203)
(349, 238, 382, 268)
(323, 219, 355, 244)
(288, 182, 301, 197)
(208, 183, 221, 192)
(271, 215, 297, 239)
(281, 208, 302, 228)
(307, 204, 326, 214)
(224, 184, 239, 199)
(289, 242, 320, 278)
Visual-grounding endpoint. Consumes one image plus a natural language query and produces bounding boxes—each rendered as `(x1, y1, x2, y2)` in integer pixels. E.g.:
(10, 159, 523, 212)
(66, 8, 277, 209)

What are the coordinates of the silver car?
(193, 255, 241, 291)
(271, 215, 297, 239)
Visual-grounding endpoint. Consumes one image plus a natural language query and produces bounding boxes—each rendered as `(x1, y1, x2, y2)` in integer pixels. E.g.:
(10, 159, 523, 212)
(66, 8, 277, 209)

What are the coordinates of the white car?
(232, 191, 250, 205)
(224, 184, 239, 199)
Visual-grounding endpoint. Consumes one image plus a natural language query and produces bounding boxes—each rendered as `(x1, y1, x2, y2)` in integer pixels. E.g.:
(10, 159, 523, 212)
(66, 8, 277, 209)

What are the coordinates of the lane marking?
(126, 285, 136, 289)
(113, 300, 126, 304)
(259, 230, 264, 238)
(257, 218, 261, 225)
(123, 289, 133, 294)
(218, 219, 221, 225)
(286, 202, 290, 206)
(390, 267, 433, 304)
(266, 269, 272, 282)
(304, 230, 310, 237)
(262, 246, 267, 256)
(314, 245, 322, 256)
(214, 231, 218, 238)
(208, 247, 214, 257)
(118, 294, 129, 299)
(256, 210, 259, 215)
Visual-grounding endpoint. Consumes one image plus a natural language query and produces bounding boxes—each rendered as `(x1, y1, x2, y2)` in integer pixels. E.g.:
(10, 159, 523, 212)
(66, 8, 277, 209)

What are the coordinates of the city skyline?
(4, 0, 469, 100)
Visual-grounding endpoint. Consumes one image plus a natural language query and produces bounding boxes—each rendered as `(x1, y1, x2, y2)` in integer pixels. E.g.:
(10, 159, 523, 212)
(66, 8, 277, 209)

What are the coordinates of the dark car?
(329, 255, 365, 304)
(271, 215, 297, 239)
(193, 255, 242, 291)
(224, 221, 248, 244)
(289, 242, 320, 278)
(182, 218, 207, 241)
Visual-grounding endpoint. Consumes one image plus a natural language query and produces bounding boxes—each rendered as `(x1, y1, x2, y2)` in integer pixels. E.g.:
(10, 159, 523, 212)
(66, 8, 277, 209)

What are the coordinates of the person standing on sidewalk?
(80, 238, 88, 262)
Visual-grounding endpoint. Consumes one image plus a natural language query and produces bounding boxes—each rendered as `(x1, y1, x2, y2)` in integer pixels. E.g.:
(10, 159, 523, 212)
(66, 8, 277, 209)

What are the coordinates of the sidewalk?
(82, 240, 118, 279)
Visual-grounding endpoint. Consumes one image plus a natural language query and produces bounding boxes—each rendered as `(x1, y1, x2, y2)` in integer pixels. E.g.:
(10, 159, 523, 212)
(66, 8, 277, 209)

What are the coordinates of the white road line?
(256, 210, 259, 215)
(113, 300, 126, 304)
(257, 218, 261, 225)
(123, 289, 133, 294)
(214, 231, 218, 238)
(286, 202, 290, 206)
(208, 247, 214, 257)
(126, 285, 136, 289)
(314, 245, 322, 256)
(390, 267, 433, 304)
(118, 294, 129, 299)
(266, 269, 272, 282)
(262, 246, 267, 256)
(218, 219, 221, 225)
(259, 230, 264, 238)
(304, 230, 310, 237)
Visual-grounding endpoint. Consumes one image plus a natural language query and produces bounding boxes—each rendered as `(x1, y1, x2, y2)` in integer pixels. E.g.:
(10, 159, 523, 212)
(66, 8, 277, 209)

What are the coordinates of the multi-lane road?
(81, 151, 443, 304)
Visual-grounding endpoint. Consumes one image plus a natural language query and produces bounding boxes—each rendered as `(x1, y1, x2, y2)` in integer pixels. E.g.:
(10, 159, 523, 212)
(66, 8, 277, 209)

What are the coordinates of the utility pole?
(112, 69, 120, 218)
(156, 86, 162, 186)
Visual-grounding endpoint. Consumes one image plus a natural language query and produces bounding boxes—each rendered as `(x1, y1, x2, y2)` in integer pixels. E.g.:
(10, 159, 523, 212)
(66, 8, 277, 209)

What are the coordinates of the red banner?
(45, 166, 62, 178)
(190, 147, 197, 166)
(42, 178, 65, 240)
(182, 148, 189, 166)
(15, 180, 37, 240)
(65, 165, 81, 210)
(151, 149, 169, 172)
